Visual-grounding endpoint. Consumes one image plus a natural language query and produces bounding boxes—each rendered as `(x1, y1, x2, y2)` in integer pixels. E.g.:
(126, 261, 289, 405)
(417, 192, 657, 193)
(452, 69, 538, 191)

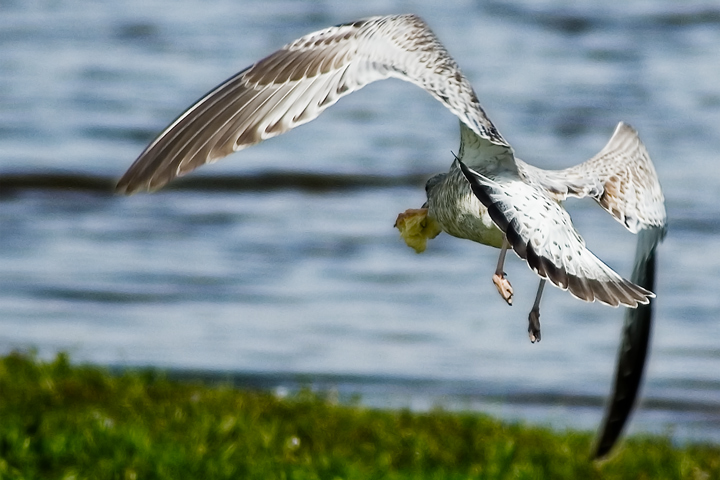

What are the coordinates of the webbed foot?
(492, 273, 513, 305)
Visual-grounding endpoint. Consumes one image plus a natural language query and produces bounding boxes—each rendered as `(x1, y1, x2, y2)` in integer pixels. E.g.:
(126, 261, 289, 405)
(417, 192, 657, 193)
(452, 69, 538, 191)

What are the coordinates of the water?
(2, 0, 720, 442)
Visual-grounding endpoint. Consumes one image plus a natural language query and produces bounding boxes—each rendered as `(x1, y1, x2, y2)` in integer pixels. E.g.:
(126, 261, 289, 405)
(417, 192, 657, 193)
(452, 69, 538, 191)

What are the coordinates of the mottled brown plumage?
(116, 14, 506, 194)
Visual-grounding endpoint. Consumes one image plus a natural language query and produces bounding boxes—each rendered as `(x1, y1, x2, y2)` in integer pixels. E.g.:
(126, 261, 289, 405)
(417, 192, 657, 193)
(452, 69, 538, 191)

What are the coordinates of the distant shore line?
(103, 363, 720, 421)
(0, 170, 431, 193)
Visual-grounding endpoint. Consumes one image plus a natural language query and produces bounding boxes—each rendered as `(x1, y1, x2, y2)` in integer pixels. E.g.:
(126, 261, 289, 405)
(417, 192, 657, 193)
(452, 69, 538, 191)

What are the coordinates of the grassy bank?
(0, 353, 717, 479)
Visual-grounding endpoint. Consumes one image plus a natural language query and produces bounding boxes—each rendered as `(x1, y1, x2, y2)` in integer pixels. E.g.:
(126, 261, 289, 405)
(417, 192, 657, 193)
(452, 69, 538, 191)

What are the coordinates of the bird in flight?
(117, 14, 666, 343)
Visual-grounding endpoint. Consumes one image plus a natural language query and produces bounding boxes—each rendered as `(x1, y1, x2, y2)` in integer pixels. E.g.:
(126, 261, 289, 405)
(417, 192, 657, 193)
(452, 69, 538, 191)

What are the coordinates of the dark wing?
(116, 14, 510, 194)
(593, 225, 664, 459)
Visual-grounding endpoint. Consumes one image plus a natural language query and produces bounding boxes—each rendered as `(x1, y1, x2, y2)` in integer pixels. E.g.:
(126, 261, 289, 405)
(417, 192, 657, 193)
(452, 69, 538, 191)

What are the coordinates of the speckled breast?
(427, 164, 505, 249)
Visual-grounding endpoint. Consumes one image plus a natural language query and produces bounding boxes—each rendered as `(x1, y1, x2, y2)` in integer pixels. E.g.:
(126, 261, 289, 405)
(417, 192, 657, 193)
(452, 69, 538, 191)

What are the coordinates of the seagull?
(116, 14, 667, 343)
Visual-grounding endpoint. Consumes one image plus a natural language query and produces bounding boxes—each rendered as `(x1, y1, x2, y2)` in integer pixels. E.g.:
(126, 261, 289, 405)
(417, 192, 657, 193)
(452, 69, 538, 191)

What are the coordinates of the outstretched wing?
(517, 122, 667, 234)
(117, 14, 510, 194)
(593, 225, 664, 459)
(458, 161, 653, 307)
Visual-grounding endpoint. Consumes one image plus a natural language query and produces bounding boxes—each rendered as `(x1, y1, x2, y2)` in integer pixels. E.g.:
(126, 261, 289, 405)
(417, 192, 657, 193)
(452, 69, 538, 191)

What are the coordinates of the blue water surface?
(1, 0, 720, 442)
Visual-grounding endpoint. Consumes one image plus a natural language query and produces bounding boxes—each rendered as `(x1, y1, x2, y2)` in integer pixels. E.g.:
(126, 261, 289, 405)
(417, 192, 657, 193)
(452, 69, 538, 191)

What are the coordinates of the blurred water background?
(1, 0, 720, 443)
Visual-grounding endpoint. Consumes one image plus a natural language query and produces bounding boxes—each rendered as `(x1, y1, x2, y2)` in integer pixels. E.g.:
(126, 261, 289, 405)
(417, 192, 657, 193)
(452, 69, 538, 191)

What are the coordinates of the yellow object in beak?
(394, 208, 442, 253)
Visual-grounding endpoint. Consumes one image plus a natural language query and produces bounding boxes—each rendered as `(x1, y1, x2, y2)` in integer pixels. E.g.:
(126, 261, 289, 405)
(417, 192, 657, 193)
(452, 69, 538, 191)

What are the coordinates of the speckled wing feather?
(517, 122, 667, 234)
(458, 161, 653, 307)
(116, 14, 510, 194)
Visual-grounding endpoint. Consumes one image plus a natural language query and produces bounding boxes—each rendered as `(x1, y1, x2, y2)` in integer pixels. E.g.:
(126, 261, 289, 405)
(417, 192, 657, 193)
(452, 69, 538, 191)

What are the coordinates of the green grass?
(0, 352, 718, 479)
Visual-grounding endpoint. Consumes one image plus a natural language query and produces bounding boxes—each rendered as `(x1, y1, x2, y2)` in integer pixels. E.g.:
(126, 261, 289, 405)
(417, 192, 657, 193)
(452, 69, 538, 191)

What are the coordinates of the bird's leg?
(492, 235, 513, 305)
(528, 279, 546, 343)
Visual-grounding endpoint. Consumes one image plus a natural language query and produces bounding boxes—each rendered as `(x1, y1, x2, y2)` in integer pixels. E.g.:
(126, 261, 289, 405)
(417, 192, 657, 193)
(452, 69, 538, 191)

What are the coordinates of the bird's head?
(423, 173, 447, 206)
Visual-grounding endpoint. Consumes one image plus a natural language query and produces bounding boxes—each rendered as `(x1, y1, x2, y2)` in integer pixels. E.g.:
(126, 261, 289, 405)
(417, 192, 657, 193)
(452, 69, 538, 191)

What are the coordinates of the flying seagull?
(116, 13, 667, 458)
(117, 13, 666, 343)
